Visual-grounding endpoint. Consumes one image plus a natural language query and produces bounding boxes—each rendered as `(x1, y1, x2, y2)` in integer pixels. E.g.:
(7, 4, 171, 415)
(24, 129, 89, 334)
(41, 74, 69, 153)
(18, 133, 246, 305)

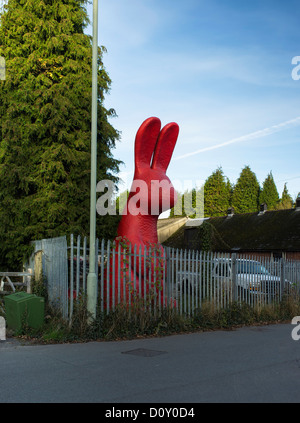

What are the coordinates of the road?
(1, 323, 300, 404)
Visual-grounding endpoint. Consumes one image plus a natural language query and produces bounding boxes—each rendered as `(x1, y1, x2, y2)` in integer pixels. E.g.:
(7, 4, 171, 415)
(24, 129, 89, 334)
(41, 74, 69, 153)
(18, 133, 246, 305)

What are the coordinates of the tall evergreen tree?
(169, 189, 192, 218)
(203, 167, 231, 217)
(169, 186, 204, 218)
(278, 183, 293, 209)
(231, 166, 260, 214)
(259, 171, 279, 210)
(0, 0, 121, 268)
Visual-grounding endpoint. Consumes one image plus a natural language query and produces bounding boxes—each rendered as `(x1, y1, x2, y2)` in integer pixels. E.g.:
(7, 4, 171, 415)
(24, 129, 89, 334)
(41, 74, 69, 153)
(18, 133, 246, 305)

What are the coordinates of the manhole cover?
(122, 348, 167, 357)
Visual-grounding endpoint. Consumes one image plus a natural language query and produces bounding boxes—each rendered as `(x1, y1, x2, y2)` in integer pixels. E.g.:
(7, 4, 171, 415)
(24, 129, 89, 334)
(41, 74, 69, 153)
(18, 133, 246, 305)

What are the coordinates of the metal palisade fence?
(29, 235, 300, 321)
(66, 235, 300, 321)
(28, 236, 68, 318)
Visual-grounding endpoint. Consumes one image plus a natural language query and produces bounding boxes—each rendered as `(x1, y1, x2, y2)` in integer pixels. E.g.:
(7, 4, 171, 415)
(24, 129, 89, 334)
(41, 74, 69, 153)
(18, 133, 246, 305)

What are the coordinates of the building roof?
(162, 208, 300, 252)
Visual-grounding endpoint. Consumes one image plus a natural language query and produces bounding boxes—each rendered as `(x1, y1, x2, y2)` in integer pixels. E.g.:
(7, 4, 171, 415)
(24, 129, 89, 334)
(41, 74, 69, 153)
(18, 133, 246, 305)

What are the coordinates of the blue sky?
(86, 0, 300, 210)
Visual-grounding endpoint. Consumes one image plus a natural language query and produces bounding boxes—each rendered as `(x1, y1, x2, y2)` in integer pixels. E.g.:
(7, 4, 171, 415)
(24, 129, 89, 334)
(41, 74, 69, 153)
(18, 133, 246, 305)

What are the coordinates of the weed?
(9, 294, 300, 344)
(31, 275, 48, 301)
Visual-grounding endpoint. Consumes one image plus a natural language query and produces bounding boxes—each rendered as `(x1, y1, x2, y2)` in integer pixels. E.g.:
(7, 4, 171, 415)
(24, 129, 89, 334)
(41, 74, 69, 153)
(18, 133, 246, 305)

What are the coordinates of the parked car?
(176, 258, 290, 298)
(212, 258, 283, 296)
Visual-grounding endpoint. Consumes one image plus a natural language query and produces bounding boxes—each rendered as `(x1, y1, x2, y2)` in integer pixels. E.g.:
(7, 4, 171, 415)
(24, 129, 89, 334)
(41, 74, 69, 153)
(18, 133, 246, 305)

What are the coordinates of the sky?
(85, 0, 300, 216)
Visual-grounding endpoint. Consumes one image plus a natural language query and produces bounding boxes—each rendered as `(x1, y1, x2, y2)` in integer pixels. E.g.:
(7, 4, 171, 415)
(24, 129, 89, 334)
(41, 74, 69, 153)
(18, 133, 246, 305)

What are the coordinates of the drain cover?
(122, 348, 167, 357)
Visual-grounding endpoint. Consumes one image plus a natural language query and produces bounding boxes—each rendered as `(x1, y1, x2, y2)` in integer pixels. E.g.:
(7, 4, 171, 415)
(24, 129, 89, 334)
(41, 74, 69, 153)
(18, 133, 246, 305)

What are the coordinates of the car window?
(236, 261, 269, 275)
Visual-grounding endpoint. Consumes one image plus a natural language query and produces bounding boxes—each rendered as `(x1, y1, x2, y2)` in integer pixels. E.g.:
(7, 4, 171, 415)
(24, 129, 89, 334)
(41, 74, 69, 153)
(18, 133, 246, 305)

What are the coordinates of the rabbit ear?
(135, 117, 161, 169)
(151, 122, 179, 171)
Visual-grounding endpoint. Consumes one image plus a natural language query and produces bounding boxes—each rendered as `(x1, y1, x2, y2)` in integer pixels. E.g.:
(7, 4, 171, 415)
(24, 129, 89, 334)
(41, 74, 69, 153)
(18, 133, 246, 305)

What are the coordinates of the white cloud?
(174, 116, 300, 160)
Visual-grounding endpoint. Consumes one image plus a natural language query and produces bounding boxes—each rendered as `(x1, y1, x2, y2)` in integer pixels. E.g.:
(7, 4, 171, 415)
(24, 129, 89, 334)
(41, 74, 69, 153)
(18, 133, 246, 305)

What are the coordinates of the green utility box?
(4, 292, 44, 331)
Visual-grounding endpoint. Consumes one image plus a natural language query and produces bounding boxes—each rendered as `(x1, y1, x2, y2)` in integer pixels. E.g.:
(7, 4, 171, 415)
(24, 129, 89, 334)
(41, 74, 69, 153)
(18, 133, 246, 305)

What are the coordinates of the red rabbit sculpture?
(105, 117, 179, 309)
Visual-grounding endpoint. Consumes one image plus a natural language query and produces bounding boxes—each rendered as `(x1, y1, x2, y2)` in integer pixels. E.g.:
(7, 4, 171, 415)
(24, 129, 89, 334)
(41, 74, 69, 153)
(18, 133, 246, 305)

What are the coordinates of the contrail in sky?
(174, 116, 300, 160)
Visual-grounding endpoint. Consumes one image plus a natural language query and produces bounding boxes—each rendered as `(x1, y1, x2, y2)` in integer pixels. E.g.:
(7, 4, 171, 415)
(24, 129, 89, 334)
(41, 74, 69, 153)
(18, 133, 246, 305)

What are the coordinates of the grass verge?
(3, 292, 300, 344)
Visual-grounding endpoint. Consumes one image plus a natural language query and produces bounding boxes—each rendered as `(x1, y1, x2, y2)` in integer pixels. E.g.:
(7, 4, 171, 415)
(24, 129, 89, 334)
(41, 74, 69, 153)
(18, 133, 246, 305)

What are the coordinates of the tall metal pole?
(87, 0, 98, 320)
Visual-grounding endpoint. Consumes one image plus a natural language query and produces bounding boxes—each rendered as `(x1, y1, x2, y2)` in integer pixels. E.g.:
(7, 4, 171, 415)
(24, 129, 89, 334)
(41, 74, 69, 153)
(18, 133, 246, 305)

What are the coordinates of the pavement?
(1, 322, 300, 404)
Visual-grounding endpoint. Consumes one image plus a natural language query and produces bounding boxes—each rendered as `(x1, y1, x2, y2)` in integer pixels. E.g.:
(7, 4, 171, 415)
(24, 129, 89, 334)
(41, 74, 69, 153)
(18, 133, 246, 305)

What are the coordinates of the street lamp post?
(87, 0, 99, 321)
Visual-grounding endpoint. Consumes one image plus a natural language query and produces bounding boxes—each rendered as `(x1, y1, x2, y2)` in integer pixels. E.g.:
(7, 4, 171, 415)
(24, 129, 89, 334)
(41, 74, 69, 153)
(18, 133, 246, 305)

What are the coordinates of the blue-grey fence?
(28, 236, 68, 318)
(28, 235, 300, 321)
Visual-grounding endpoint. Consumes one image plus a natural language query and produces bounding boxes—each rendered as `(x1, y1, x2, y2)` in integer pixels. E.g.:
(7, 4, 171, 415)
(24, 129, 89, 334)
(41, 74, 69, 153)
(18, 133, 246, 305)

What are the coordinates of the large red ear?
(134, 117, 161, 169)
(151, 122, 179, 172)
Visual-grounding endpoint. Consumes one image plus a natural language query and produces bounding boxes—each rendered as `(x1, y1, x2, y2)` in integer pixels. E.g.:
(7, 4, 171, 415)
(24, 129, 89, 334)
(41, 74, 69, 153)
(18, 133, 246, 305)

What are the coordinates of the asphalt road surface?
(1, 323, 300, 404)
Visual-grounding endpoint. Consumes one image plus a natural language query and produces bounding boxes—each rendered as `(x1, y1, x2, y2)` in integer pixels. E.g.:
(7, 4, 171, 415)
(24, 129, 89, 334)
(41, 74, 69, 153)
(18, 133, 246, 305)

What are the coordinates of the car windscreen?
(236, 261, 270, 275)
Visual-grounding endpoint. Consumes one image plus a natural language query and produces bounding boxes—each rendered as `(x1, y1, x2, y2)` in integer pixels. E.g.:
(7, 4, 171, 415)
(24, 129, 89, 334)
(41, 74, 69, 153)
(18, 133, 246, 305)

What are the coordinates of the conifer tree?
(259, 171, 279, 210)
(231, 166, 260, 214)
(203, 167, 231, 217)
(169, 189, 190, 217)
(169, 187, 204, 218)
(278, 183, 293, 210)
(0, 0, 121, 268)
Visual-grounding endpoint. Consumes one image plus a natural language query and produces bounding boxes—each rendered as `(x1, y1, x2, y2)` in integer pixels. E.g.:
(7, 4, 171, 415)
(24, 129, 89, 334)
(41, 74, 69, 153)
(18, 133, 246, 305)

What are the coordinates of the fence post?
(165, 247, 171, 305)
(34, 250, 43, 291)
(70, 234, 74, 321)
(280, 258, 285, 300)
(232, 253, 237, 302)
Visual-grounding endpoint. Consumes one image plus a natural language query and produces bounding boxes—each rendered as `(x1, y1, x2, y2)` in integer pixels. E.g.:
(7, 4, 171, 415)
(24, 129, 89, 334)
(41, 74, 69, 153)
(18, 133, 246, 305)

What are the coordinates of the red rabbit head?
(117, 117, 179, 246)
(123, 117, 179, 217)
